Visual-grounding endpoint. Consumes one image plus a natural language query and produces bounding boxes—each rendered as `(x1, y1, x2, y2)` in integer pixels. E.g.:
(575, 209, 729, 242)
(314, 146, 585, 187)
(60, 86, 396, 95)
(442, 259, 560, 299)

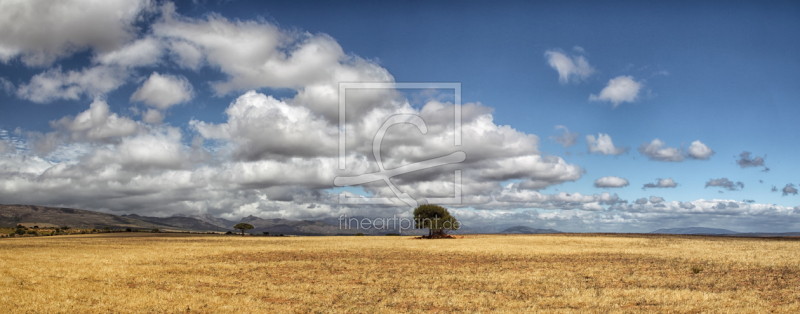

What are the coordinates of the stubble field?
(1, 233, 799, 313)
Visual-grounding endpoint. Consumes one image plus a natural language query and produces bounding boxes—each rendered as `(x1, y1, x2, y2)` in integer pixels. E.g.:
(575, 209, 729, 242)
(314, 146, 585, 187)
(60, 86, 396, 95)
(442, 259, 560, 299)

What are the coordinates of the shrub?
(691, 266, 704, 274)
(385, 233, 400, 236)
(355, 233, 365, 236)
(225, 231, 233, 235)
(15, 228, 25, 235)
(26, 230, 37, 235)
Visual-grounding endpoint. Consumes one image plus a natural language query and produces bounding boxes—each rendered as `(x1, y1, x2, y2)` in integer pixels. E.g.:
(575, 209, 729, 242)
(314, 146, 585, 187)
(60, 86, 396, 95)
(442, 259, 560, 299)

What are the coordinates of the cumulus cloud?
(142, 109, 165, 125)
(586, 133, 627, 155)
(705, 178, 744, 191)
(50, 99, 139, 142)
(0, 77, 14, 94)
(638, 139, 684, 162)
(544, 50, 595, 84)
(130, 72, 193, 110)
(153, 2, 394, 122)
(782, 184, 798, 196)
(167, 40, 203, 70)
(649, 196, 664, 204)
(642, 178, 677, 189)
(93, 37, 163, 68)
(7, 3, 798, 233)
(16, 65, 130, 103)
(686, 140, 714, 160)
(0, 139, 16, 154)
(736, 151, 766, 169)
(638, 139, 715, 162)
(594, 176, 630, 188)
(0, 0, 154, 66)
(589, 76, 642, 107)
(550, 125, 579, 148)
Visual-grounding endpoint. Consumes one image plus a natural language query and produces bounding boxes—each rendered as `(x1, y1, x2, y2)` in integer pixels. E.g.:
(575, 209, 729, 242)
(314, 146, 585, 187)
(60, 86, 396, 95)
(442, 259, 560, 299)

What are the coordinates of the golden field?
(1, 233, 799, 313)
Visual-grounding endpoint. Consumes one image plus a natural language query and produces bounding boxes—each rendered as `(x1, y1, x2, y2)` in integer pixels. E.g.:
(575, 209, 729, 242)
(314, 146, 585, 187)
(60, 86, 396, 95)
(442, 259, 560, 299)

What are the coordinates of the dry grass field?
(1, 233, 799, 313)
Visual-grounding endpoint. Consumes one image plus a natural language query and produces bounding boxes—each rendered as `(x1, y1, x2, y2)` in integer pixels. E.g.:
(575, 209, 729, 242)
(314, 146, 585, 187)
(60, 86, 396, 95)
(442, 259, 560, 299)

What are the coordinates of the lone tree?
(413, 204, 460, 238)
(233, 223, 254, 237)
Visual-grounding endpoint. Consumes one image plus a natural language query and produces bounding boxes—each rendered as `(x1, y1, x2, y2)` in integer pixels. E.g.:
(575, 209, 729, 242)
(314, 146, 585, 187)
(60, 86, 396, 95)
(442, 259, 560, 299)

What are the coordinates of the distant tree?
(60, 226, 69, 230)
(355, 232, 365, 236)
(225, 231, 233, 235)
(15, 229, 25, 235)
(33, 225, 39, 229)
(233, 223, 254, 237)
(413, 204, 460, 238)
(16, 224, 24, 229)
(125, 228, 132, 232)
(262, 232, 269, 236)
(103, 227, 110, 232)
(151, 228, 159, 233)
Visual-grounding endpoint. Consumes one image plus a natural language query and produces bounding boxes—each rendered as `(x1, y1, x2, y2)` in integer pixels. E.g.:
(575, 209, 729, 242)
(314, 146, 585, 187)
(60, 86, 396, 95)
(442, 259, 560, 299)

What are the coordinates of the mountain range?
(6, 204, 797, 237)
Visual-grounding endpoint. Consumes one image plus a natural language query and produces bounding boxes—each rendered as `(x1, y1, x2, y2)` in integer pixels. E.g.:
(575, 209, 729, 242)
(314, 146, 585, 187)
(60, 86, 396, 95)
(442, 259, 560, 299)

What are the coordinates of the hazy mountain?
(0, 204, 177, 230)
(189, 214, 237, 229)
(121, 214, 230, 232)
(650, 227, 739, 235)
(501, 226, 563, 234)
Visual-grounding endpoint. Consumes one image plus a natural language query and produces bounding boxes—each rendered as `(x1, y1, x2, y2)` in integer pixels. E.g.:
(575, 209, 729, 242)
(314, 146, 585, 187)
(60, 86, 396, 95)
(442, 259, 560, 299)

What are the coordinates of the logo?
(334, 83, 465, 207)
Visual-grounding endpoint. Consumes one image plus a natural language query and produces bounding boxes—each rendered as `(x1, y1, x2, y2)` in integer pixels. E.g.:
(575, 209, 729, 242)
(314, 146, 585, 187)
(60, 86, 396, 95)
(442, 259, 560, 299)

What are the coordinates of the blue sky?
(1, 0, 799, 232)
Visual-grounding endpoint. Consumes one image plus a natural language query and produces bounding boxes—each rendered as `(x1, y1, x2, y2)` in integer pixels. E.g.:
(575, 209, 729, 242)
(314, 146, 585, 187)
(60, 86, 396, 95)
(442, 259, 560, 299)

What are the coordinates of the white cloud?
(638, 139, 684, 162)
(649, 196, 664, 204)
(686, 140, 714, 160)
(0, 77, 14, 94)
(130, 72, 194, 110)
(544, 50, 595, 84)
(0, 139, 16, 154)
(594, 176, 630, 188)
(550, 125, 579, 148)
(16, 65, 130, 103)
(0, 0, 154, 66)
(705, 178, 744, 191)
(50, 98, 139, 142)
(586, 133, 627, 155)
(167, 40, 203, 70)
(153, 2, 393, 112)
(643, 178, 677, 189)
(589, 75, 642, 107)
(191, 91, 339, 161)
(142, 109, 165, 125)
(782, 184, 798, 196)
(93, 37, 163, 68)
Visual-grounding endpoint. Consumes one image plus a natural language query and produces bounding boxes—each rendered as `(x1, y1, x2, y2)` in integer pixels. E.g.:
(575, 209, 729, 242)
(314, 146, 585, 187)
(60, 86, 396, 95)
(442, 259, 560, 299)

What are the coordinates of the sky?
(1, 0, 799, 232)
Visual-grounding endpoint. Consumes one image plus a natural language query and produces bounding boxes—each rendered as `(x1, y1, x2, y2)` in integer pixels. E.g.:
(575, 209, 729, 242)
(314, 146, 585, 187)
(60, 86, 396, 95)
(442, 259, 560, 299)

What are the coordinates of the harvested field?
(1, 233, 798, 313)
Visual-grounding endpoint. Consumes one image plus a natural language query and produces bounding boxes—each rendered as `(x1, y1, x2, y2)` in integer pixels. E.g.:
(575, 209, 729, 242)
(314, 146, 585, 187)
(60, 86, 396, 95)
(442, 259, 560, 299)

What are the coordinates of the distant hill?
(501, 226, 563, 234)
(121, 214, 230, 232)
(239, 215, 425, 235)
(0, 204, 178, 230)
(650, 227, 739, 235)
(189, 214, 237, 229)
